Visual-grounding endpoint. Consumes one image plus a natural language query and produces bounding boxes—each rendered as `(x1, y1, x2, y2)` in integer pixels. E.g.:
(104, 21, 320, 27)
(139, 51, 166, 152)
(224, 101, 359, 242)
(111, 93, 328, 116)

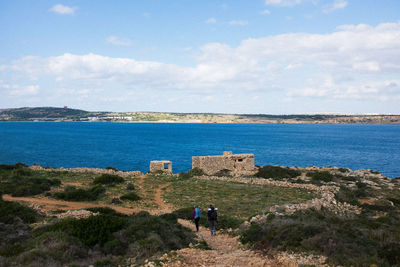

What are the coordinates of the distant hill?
(0, 107, 102, 121)
(0, 107, 399, 124)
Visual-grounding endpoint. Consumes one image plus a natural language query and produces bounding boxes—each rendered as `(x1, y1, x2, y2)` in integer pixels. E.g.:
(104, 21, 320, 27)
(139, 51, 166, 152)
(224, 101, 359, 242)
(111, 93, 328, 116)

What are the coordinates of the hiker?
(192, 205, 202, 232)
(207, 204, 218, 236)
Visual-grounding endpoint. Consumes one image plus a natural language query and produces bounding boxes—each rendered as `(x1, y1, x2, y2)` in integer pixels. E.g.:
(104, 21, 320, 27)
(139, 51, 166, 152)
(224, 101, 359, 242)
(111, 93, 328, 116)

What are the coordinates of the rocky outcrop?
(250, 191, 361, 224)
(29, 164, 142, 177)
(194, 175, 361, 223)
(56, 209, 99, 219)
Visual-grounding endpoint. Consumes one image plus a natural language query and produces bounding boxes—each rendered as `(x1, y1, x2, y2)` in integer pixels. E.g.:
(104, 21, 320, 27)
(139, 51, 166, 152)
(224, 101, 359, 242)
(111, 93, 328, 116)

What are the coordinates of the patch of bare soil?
(62, 181, 84, 186)
(152, 182, 172, 214)
(137, 174, 146, 188)
(2, 194, 140, 215)
(358, 198, 375, 205)
(158, 219, 296, 267)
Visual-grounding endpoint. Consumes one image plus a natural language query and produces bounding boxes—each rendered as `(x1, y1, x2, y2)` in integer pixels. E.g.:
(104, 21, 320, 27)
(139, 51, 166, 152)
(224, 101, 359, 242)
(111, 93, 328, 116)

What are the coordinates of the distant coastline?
(1, 107, 400, 124)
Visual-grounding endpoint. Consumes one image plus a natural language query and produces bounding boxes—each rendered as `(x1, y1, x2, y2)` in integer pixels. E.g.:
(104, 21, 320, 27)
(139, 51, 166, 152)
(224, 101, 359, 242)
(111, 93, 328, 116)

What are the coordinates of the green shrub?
(179, 168, 205, 179)
(0, 175, 61, 197)
(111, 198, 122, 204)
(255, 165, 301, 180)
(306, 171, 334, 182)
(335, 186, 360, 206)
(94, 258, 120, 267)
(379, 242, 400, 265)
(53, 185, 105, 201)
(239, 208, 400, 266)
(93, 174, 124, 185)
(120, 192, 141, 201)
(0, 163, 28, 170)
(123, 211, 194, 253)
(126, 183, 135, 190)
(214, 169, 232, 177)
(0, 198, 38, 224)
(37, 214, 127, 246)
(105, 166, 118, 171)
(0, 243, 26, 257)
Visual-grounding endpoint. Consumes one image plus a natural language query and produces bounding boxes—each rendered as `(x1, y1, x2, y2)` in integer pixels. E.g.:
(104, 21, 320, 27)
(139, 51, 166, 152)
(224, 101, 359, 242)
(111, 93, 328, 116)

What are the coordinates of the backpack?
(209, 209, 217, 220)
(195, 208, 201, 218)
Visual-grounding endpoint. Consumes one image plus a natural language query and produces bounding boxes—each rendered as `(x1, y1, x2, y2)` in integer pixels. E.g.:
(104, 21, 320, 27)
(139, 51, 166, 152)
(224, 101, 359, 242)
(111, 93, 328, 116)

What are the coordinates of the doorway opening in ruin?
(164, 163, 169, 169)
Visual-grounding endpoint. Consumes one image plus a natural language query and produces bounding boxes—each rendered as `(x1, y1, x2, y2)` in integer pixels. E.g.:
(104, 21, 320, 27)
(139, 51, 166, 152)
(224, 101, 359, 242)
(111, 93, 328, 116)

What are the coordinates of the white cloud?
(285, 63, 303, 70)
(287, 79, 400, 100)
(2, 22, 400, 105)
(106, 36, 132, 46)
(7, 84, 39, 96)
(261, 9, 271, 15)
(205, 18, 216, 24)
(228, 20, 248, 26)
(265, 0, 303, 7)
(49, 4, 77, 15)
(352, 61, 380, 72)
(323, 0, 348, 13)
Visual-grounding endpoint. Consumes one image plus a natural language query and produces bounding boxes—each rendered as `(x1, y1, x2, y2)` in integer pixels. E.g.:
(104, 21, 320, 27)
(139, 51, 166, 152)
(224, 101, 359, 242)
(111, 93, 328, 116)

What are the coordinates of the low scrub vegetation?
(0, 165, 61, 197)
(120, 192, 141, 201)
(254, 165, 301, 180)
(93, 174, 124, 185)
(53, 185, 105, 201)
(0, 198, 39, 224)
(1, 208, 195, 266)
(0, 198, 40, 255)
(306, 171, 335, 183)
(214, 169, 232, 177)
(178, 167, 205, 179)
(240, 207, 400, 266)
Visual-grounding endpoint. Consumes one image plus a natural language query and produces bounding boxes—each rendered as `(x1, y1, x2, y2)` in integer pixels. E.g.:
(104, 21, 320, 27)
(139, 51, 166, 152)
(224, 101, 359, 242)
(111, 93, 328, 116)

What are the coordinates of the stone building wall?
(150, 160, 172, 173)
(192, 151, 256, 175)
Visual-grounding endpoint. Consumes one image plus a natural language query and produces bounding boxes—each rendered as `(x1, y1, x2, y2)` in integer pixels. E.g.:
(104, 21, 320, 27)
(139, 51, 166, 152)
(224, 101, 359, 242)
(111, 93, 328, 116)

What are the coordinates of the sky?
(0, 0, 400, 114)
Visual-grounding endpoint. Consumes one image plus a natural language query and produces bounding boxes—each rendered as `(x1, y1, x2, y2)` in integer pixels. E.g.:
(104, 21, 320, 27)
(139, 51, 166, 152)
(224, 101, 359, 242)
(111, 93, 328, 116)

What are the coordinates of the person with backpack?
(207, 204, 218, 236)
(192, 205, 202, 232)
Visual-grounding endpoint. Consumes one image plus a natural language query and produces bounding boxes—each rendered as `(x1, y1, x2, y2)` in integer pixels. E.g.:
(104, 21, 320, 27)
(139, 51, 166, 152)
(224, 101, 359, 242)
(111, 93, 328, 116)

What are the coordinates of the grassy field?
(143, 173, 316, 221)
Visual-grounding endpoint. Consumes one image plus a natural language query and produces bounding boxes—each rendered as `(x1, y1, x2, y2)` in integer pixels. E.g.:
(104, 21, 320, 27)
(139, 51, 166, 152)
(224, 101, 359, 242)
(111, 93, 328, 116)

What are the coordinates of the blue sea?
(0, 122, 399, 177)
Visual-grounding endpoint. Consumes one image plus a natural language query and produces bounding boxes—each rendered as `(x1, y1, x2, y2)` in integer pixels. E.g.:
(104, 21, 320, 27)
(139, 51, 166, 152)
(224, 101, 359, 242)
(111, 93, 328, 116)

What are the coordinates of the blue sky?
(1, 0, 400, 114)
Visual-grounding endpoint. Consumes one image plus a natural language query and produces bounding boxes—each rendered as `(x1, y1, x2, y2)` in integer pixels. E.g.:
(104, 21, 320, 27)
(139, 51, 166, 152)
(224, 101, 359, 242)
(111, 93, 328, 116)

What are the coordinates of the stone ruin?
(149, 160, 172, 174)
(192, 151, 256, 176)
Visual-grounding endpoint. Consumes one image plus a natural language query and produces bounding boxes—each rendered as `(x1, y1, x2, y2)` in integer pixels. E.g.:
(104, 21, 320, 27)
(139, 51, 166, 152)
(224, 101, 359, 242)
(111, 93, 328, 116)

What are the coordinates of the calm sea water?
(0, 122, 399, 177)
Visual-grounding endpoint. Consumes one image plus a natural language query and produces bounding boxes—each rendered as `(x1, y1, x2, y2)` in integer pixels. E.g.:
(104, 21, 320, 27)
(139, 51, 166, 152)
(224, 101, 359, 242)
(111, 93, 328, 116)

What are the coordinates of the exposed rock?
(29, 165, 142, 177)
(56, 209, 99, 219)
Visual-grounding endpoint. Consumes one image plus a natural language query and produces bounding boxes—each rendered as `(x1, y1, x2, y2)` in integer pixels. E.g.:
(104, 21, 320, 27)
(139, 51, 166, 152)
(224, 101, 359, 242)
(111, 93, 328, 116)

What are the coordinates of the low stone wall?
(195, 175, 337, 193)
(194, 175, 361, 223)
(29, 165, 142, 177)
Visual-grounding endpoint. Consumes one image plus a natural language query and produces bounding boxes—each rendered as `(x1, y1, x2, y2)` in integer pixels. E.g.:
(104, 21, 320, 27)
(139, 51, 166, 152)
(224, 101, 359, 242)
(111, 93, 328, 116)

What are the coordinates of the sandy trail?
(3, 180, 172, 216)
(152, 182, 172, 214)
(2, 194, 140, 215)
(174, 219, 295, 267)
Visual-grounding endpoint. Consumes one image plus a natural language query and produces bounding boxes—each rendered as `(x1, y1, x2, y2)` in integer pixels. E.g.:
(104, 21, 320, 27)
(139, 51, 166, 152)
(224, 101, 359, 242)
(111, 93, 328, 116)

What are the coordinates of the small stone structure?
(150, 160, 172, 173)
(192, 151, 256, 175)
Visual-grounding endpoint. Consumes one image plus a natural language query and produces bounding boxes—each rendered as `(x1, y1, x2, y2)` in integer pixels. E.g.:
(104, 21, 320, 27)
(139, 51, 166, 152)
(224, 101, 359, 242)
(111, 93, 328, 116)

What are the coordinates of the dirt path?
(152, 182, 172, 214)
(137, 174, 146, 188)
(2, 194, 140, 215)
(171, 219, 296, 267)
